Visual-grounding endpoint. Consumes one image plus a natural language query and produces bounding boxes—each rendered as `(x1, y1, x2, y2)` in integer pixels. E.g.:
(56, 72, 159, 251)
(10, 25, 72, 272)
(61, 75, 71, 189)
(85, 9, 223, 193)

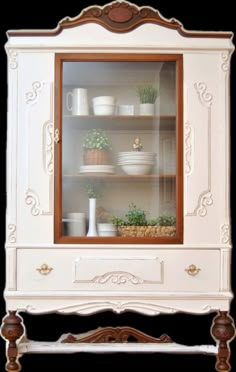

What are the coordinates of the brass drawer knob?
(185, 264, 201, 276)
(36, 263, 53, 275)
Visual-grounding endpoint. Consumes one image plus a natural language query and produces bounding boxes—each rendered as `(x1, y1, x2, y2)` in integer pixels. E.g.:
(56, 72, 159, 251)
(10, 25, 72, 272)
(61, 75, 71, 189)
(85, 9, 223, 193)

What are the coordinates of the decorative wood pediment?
(7, 1, 232, 38)
(61, 326, 173, 344)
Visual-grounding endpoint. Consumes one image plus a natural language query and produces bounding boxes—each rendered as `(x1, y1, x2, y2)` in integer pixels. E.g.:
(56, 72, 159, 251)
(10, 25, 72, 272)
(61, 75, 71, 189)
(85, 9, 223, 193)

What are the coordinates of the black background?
(0, 1, 235, 371)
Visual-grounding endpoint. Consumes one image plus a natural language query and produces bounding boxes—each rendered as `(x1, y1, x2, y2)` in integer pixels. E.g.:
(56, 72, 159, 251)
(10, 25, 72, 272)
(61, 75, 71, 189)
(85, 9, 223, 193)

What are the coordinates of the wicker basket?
(118, 225, 176, 237)
(84, 149, 111, 165)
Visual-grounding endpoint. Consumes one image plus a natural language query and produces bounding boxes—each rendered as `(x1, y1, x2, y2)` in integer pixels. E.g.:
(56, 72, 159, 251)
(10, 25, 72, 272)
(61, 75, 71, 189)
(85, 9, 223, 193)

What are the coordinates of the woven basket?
(84, 149, 111, 165)
(118, 225, 176, 237)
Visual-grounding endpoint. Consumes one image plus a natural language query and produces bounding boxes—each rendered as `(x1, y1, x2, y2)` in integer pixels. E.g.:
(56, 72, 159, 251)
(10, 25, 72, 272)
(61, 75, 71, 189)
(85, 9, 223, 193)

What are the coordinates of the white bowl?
(118, 160, 154, 165)
(92, 96, 115, 105)
(121, 163, 153, 175)
(93, 104, 115, 116)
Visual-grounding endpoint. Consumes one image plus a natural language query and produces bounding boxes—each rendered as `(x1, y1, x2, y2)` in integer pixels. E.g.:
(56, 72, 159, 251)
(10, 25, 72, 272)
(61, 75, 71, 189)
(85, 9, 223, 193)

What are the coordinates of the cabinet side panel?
(16, 52, 54, 244)
(5, 50, 18, 246)
(184, 53, 230, 245)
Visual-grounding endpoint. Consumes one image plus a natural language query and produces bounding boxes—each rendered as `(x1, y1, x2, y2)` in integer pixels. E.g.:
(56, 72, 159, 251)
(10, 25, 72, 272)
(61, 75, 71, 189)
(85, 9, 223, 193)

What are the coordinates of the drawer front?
(17, 249, 220, 292)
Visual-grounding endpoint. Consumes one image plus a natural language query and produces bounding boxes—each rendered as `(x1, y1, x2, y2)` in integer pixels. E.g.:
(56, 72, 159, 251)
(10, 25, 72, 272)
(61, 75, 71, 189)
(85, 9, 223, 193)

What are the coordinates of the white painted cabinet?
(2, 2, 235, 371)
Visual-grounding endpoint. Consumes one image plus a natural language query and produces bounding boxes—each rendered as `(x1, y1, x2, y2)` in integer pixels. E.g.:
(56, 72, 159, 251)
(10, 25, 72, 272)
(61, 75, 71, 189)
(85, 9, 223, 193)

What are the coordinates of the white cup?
(66, 88, 89, 115)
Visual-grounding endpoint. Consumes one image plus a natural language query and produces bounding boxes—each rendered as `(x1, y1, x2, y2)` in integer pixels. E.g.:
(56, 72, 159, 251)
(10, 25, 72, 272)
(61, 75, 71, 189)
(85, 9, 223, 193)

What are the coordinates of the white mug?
(66, 88, 89, 115)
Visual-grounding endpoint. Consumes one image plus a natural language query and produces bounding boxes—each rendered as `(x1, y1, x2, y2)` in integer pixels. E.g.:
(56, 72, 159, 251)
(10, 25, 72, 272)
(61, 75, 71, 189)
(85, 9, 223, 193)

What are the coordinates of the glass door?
(54, 54, 183, 244)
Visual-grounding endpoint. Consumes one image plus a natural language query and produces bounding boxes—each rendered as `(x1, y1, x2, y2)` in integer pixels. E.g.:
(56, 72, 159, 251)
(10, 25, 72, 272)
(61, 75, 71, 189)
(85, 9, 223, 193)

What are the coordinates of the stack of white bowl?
(92, 96, 116, 116)
(118, 152, 156, 175)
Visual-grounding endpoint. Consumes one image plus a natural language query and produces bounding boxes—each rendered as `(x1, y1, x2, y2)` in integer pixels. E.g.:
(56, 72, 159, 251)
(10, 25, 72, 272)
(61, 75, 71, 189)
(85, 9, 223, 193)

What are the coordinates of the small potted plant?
(111, 203, 176, 237)
(137, 85, 159, 116)
(82, 128, 112, 165)
(96, 206, 117, 237)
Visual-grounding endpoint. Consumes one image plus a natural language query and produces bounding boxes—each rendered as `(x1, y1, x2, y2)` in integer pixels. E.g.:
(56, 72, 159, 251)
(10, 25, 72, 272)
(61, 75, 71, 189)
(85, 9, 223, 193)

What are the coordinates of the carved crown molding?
(7, 1, 232, 38)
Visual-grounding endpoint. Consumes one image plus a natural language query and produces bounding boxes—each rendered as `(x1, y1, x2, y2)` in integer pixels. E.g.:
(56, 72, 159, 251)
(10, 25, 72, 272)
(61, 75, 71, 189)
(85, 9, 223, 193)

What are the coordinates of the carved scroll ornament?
(61, 327, 173, 344)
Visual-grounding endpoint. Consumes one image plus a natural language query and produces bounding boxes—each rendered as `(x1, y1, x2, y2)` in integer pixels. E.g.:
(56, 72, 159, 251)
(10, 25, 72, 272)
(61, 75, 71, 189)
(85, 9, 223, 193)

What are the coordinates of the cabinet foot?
(1, 311, 24, 372)
(211, 311, 235, 372)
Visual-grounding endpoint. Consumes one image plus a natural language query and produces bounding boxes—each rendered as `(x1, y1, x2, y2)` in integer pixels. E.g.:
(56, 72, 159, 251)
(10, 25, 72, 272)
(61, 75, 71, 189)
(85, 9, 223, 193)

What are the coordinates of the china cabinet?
(1, 1, 235, 371)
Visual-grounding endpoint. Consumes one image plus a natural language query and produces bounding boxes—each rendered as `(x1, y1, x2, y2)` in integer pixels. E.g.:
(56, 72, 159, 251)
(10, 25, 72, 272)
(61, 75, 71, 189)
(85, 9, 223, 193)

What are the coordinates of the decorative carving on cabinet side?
(220, 51, 231, 226)
(221, 224, 230, 244)
(43, 121, 54, 176)
(221, 52, 230, 72)
(186, 82, 213, 217)
(25, 81, 45, 104)
(185, 121, 193, 175)
(194, 82, 213, 108)
(24, 81, 53, 216)
(61, 327, 173, 344)
(7, 224, 16, 244)
(25, 189, 40, 216)
(196, 191, 213, 217)
(8, 50, 18, 69)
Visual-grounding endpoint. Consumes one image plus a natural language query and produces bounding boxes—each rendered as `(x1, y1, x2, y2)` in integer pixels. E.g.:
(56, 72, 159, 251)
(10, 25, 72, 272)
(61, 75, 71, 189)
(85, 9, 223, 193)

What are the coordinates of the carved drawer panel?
(16, 248, 220, 292)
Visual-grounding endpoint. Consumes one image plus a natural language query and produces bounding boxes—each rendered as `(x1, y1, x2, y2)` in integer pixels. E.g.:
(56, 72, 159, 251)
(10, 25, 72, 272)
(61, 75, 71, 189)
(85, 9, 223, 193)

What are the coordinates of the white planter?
(97, 223, 117, 237)
(139, 103, 155, 116)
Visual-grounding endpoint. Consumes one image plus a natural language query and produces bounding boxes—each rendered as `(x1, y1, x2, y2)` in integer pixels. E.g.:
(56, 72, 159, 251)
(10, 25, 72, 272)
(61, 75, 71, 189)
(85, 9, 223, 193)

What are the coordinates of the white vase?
(87, 198, 98, 236)
(139, 103, 155, 116)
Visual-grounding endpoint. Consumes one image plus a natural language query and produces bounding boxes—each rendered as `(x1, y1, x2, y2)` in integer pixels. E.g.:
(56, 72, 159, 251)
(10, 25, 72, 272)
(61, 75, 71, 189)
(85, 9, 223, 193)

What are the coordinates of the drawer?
(17, 249, 220, 292)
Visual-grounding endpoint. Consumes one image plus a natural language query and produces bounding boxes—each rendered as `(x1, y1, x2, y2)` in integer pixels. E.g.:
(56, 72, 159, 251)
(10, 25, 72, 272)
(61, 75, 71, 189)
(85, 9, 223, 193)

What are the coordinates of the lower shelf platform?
(19, 340, 218, 355)
(18, 327, 218, 355)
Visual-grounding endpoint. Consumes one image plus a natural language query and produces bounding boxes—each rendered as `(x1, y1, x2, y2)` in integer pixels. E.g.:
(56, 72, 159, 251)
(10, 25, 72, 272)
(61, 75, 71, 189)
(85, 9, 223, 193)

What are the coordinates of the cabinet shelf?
(63, 115, 176, 131)
(63, 174, 176, 182)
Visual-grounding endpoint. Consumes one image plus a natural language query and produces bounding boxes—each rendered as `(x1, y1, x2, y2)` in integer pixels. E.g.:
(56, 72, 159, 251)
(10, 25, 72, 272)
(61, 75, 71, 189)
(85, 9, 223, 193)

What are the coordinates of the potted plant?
(96, 206, 117, 237)
(137, 85, 159, 116)
(82, 128, 112, 165)
(111, 203, 176, 237)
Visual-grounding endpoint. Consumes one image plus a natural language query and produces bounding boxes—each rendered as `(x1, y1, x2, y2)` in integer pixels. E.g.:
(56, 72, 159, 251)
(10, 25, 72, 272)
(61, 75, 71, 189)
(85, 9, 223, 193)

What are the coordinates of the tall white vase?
(87, 198, 98, 236)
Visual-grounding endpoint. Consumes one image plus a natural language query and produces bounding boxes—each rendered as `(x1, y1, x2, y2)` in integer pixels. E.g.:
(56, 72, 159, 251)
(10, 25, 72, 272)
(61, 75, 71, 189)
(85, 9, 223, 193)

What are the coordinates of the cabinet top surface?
(6, 1, 234, 49)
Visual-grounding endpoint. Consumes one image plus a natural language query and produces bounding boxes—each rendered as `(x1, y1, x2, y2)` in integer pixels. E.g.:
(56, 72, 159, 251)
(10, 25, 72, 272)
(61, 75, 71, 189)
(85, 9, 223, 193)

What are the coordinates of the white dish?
(80, 165, 115, 174)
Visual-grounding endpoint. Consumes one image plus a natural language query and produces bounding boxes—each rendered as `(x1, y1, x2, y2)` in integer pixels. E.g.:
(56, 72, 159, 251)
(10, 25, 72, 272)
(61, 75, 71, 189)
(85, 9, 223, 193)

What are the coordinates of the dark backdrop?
(0, 1, 235, 371)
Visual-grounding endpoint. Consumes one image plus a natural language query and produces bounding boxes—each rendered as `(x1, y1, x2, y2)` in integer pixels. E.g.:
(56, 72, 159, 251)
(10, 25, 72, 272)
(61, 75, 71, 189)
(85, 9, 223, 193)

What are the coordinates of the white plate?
(80, 165, 115, 174)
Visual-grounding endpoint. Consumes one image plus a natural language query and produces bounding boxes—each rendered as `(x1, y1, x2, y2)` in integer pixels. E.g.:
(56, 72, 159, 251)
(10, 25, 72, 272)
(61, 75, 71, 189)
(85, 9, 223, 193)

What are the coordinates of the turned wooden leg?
(1, 311, 24, 372)
(211, 311, 235, 372)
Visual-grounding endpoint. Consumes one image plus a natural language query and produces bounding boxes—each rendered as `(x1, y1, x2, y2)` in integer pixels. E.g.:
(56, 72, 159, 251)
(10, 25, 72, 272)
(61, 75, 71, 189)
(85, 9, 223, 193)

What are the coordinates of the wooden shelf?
(63, 174, 176, 182)
(63, 115, 176, 131)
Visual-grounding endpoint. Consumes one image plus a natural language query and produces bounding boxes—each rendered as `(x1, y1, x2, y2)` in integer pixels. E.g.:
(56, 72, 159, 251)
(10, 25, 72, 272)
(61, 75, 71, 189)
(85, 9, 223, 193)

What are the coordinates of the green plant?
(111, 203, 148, 226)
(111, 204, 176, 227)
(82, 128, 112, 151)
(84, 180, 103, 198)
(137, 85, 159, 104)
(155, 215, 176, 226)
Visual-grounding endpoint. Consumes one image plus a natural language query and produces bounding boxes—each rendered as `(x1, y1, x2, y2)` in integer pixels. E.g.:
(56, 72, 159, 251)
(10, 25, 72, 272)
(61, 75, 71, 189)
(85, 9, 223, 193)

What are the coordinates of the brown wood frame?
(54, 53, 183, 244)
(8, 1, 232, 39)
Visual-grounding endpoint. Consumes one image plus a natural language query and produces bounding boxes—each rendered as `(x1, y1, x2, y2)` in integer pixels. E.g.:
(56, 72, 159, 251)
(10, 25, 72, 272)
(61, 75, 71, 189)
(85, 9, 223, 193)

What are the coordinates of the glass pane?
(61, 60, 177, 239)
